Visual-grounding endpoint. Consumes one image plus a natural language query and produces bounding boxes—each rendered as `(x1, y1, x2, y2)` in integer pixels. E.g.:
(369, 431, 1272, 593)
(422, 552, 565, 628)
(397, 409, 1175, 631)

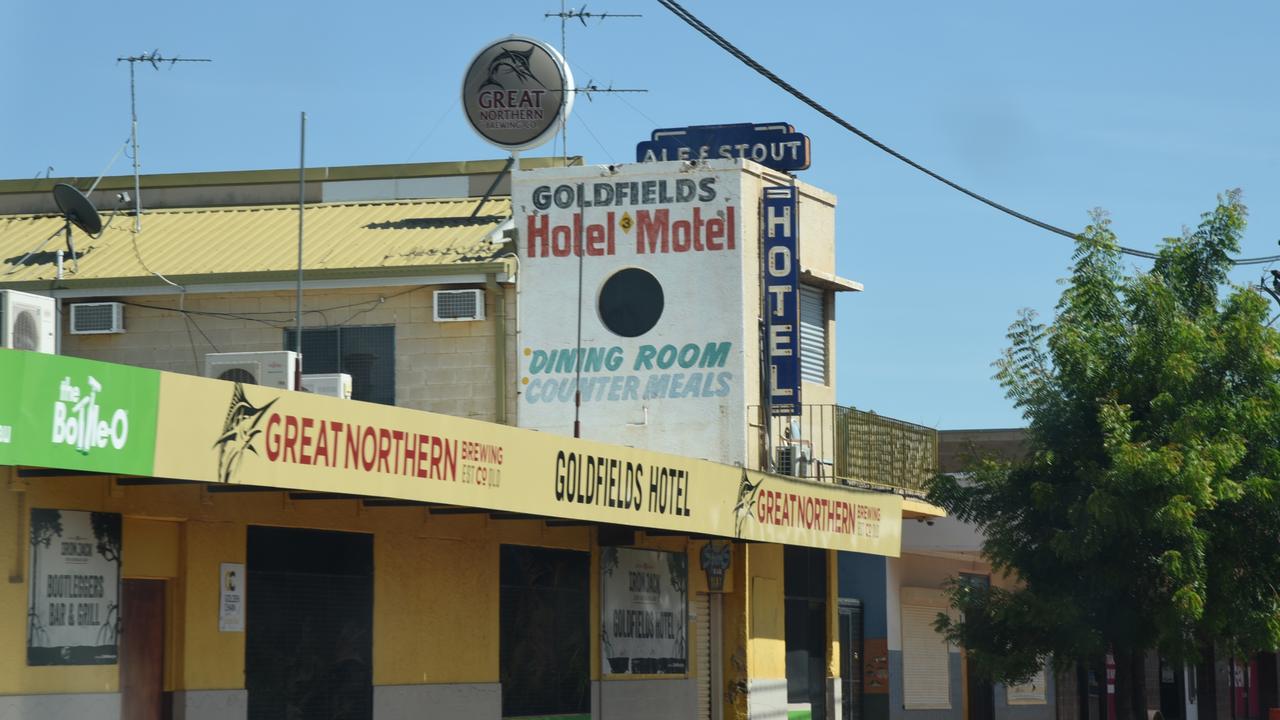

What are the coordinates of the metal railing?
(747, 404, 939, 494)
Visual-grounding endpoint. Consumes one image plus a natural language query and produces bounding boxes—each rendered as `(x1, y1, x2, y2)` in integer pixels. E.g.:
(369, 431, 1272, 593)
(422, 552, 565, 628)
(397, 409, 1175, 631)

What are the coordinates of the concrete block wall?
(59, 284, 517, 423)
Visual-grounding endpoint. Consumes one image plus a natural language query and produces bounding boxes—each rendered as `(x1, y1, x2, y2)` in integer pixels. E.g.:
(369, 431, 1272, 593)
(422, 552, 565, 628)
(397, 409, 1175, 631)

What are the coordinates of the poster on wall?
(219, 562, 245, 632)
(27, 509, 121, 665)
(601, 547, 687, 675)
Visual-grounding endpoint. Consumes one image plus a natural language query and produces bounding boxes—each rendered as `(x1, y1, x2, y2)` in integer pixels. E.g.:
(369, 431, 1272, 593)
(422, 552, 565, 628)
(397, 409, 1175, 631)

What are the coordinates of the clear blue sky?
(5, 2, 1279, 429)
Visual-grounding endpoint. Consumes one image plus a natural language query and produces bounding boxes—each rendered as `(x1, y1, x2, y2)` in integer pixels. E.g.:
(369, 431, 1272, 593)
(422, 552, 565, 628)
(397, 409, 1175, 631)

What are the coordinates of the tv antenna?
(117, 50, 212, 232)
(545, 3, 645, 159)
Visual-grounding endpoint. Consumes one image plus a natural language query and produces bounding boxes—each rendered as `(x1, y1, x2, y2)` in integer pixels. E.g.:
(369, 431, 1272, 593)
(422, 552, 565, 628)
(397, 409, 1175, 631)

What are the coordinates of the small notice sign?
(218, 562, 245, 632)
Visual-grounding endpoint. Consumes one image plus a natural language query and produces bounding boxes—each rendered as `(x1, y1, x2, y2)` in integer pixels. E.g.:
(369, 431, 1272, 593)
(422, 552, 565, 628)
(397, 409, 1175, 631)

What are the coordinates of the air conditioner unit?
(0, 290, 56, 353)
(204, 351, 298, 390)
(69, 302, 125, 335)
(776, 442, 812, 478)
(301, 373, 352, 399)
(433, 288, 485, 322)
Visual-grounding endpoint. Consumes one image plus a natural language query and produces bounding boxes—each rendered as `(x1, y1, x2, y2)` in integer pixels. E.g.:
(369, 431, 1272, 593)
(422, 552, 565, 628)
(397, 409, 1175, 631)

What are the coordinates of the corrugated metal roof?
(0, 198, 512, 286)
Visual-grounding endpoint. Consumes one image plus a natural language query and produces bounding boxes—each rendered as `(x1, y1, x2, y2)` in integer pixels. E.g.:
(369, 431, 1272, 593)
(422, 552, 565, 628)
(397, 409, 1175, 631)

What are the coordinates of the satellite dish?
(52, 183, 103, 236)
(49, 183, 103, 274)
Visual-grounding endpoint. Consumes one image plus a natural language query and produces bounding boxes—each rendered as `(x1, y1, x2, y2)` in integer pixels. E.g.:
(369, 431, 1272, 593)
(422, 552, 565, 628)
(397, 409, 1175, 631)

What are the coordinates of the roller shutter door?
(694, 593, 711, 720)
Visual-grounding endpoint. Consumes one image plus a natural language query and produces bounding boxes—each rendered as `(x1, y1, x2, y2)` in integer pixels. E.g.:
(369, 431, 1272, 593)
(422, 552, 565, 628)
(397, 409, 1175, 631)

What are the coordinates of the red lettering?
(377, 428, 392, 472)
(705, 217, 724, 250)
(527, 214, 549, 257)
(443, 439, 457, 481)
(347, 424, 362, 469)
(400, 431, 415, 476)
(299, 417, 315, 465)
(552, 224, 572, 257)
(586, 223, 605, 256)
(417, 430, 432, 476)
(636, 209, 669, 253)
(283, 415, 299, 463)
(430, 436, 444, 479)
(265, 413, 282, 461)
(314, 419, 330, 466)
(671, 220, 692, 252)
(361, 426, 377, 471)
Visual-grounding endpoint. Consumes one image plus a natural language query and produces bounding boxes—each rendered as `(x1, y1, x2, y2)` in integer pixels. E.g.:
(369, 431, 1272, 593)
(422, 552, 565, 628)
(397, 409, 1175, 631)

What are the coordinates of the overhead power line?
(655, 0, 1280, 268)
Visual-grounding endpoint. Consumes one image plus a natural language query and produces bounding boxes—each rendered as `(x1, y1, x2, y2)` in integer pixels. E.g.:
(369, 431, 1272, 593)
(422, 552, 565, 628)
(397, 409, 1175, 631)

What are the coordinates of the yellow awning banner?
(0, 348, 902, 555)
(153, 372, 902, 556)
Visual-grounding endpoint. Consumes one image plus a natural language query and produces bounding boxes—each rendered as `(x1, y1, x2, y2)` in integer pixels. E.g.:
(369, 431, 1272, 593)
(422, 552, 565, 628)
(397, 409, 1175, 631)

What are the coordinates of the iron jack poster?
(27, 509, 121, 665)
(601, 547, 688, 675)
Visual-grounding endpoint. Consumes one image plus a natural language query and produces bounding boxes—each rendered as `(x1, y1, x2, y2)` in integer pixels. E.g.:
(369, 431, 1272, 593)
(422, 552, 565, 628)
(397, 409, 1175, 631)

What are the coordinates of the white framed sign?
(27, 508, 121, 665)
(461, 36, 574, 151)
(601, 547, 687, 675)
(219, 562, 245, 632)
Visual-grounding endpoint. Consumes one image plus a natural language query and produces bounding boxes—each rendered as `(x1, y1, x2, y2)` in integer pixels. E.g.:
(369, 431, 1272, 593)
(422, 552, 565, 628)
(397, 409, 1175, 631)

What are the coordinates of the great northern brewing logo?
(461, 36, 574, 151)
(213, 383, 277, 483)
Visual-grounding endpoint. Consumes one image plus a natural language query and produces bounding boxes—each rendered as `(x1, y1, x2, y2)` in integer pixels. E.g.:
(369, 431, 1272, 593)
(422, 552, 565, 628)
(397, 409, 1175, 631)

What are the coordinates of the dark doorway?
(500, 545, 590, 718)
(786, 547, 829, 720)
(246, 527, 373, 720)
(967, 653, 996, 720)
(839, 600, 863, 720)
(1160, 657, 1187, 720)
(121, 579, 168, 720)
(1257, 654, 1277, 720)
(959, 573, 994, 720)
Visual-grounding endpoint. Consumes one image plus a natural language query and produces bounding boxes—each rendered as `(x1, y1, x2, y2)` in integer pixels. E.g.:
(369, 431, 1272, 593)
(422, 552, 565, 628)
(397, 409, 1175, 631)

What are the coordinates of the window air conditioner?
(776, 442, 812, 478)
(0, 289, 56, 353)
(204, 351, 298, 390)
(69, 302, 125, 334)
(301, 373, 352, 399)
(433, 288, 485, 322)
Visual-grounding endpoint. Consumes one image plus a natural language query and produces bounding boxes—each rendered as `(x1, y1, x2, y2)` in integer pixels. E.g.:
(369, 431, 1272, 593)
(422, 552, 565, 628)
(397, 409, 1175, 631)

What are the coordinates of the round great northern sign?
(461, 36, 575, 151)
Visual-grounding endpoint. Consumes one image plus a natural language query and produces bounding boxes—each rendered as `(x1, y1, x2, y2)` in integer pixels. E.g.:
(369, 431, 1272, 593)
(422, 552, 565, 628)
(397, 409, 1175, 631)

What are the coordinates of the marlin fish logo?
(480, 45, 546, 91)
(733, 469, 763, 538)
(213, 383, 277, 483)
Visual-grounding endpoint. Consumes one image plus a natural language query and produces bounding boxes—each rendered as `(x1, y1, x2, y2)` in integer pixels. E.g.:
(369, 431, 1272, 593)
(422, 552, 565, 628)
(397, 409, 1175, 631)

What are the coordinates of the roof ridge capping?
(0, 156, 583, 195)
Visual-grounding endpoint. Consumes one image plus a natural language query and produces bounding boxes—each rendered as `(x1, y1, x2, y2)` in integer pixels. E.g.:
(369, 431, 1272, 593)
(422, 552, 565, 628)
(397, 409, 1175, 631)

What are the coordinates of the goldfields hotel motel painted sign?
(462, 35, 574, 151)
(512, 161, 750, 466)
(763, 185, 802, 415)
(637, 123, 812, 173)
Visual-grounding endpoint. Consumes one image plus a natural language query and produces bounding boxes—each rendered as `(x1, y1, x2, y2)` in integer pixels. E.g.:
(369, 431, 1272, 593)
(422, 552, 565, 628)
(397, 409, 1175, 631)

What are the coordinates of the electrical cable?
(118, 286, 425, 332)
(572, 112, 617, 164)
(656, 0, 1278, 267)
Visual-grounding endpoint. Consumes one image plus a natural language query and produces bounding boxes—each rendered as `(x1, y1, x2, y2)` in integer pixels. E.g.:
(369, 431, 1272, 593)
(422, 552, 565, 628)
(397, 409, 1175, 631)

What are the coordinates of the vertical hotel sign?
(763, 186, 801, 415)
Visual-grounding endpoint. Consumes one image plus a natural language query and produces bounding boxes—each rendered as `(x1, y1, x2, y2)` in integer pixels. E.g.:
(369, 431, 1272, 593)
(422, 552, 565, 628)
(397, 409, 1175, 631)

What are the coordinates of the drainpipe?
(7, 466, 26, 584)
(487, 274, 508, 425)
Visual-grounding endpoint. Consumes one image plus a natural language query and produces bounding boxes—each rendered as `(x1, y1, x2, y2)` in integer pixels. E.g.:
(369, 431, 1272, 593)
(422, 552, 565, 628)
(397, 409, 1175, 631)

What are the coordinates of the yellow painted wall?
(1, 472, 711, 698)
(176, 520, 245, 690)
(0, 472, 118, 694)
(746, 543, 786, 680)
(122, 518, 180, 579)
(721, 541, 750, 719)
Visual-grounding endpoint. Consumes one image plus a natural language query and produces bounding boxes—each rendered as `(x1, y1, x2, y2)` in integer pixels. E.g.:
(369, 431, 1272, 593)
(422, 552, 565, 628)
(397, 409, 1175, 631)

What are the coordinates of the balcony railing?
(747, 404, 939, 495)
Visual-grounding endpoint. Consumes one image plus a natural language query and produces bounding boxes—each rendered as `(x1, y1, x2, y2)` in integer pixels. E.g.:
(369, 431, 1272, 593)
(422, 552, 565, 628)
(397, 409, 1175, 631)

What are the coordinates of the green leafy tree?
(927, 191, 1280, 720)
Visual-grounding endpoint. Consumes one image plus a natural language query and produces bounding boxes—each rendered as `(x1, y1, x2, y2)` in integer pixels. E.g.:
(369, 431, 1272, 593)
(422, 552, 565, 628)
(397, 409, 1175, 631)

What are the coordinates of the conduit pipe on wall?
(487, 273, 508, 425)
(7, 466, 25, 583)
